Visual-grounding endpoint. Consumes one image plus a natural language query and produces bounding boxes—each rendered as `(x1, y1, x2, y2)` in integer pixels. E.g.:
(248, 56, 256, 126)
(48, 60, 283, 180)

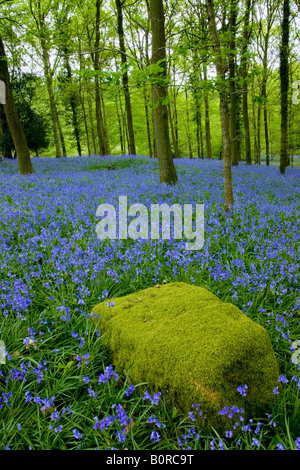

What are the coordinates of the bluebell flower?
(237, 384, 248, 397)
(150, 431, 160, 442)
(73, 428, 83, 439)
(278, 375, 289, 384)
(125, 385, 135, 397)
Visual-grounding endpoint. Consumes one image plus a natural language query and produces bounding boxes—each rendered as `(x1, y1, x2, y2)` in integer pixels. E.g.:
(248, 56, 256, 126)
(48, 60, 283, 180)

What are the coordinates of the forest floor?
(0, 155, 300, 450)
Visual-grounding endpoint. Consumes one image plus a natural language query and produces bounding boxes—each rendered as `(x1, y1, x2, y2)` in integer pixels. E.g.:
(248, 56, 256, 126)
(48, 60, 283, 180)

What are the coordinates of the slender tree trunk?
(280, 0, 290, 174)
(143, 87, 153, 158)
(56, 112, 67, 157)
(82, 100, 91, 155)
(262, 49, 269, 166)
(235, 84, 242, 161)
(100, 92, 110, 153)
(121, 94, 129, 152)
(80, 90, 91, 156)
(205, 0, 233, 211)
(263, 100, 269, 166)
(185, 87, 193, 159)
(199, 102, 204, 159)
(194, 92, 201, 159)
(87, 92, 97, 154)
(257, 103, 261, 164)
(64, 52, 82, 156)
(116, 0, 136, 155)
(168, 102, 179, 158)
(149, 0, 177, 184)
(252, 100, 259, 164)
(94, 0, 109, 155)
(289, 63, 294, 166)
(41, 40, 62, 158)
(241, 0, 252, 165)
(115, 94, 124, 154)
(78, 38, 91, 155)
(203, 63, 212, 159)
(0, 106, 13, 158)
(0, 36, 33, 174)
(229, 0, 239, 166)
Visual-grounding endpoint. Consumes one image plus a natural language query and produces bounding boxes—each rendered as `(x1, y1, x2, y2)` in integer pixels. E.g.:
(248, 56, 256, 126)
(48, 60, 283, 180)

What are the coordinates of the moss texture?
(92, 282, 279, 431)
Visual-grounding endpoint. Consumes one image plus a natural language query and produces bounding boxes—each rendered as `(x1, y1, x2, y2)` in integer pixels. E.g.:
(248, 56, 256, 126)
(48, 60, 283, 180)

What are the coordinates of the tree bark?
(116, 0, 136, 155)
(78, 37, 91, 155)
(94, 0, 109, 155)
(56, 112, 67, 157)
(229, 0, 239, 166)
(168, 101, 179, 159)
(41, 39, 62, 158)
(64, 52, 82, 156)
(257, 103, 261, 164)
(143, 87, 153, 158)
(205, 0, 233, 211)
(149, 0, 177, 184)
(280, 0, 290, 174)
(261, 31, 270, 166)
(184, 87, 193, 159)
(241, 0, 252, 165)
(0, 106, 13, 158)
(0, 36, 33, 174)
(252, 99, 259, 164)
(87, 91, 97, 155)
(203, 63, 212, 159)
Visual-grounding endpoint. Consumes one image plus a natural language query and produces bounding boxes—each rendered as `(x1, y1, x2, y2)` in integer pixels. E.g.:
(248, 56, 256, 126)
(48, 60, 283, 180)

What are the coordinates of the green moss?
(92, 282, 280, 431)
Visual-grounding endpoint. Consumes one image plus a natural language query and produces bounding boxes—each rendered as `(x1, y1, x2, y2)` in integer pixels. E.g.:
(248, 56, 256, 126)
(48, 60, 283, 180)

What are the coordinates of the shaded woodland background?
(0, 0, 300, 168)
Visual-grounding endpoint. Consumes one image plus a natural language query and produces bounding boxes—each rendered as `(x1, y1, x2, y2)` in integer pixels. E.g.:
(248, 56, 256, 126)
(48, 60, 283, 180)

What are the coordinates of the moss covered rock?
(92, 282, 279, 431)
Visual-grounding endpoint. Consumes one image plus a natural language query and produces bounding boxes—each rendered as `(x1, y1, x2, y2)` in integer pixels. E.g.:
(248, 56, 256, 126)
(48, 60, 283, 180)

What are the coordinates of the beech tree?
(240, 0, 252, 165)
(116, 0, 136, 155)
(205, 0, 234, 211)
(0, 35, 34, 174)
(28, 0, 65, 158)
(229, 0, 239, 166)
(279, 0, 290, 174)
(149, 0, 177, 185)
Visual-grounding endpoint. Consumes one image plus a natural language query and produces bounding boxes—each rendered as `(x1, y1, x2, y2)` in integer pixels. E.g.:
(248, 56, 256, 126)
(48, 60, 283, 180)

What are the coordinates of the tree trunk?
(78, 38, 91, 155)
(56, 112, 67, 157)
(252, 100, 259, 164)
(0, 106, 13, 158)
(241, 0, 252, 165)
(257, 103, 261, 164)
(199, 102, 204, 159)
(229, 0, 239, 166)
(185, 87, 193, 159)
(143, 87, 153, 158)
(280, 0, 290, 174)
(41, 39, 62, 158)
(87, 91, 97, 155)
(263, 99, 269, 166)
(94, 0, 109, 155)
(64, 53, 82, 156)
(168, 102, 179, 159)
(149, 0, 177, 184)
(0, 36, 33, 174)
(116, 0, 136, 155)
(262, 44, 269, 166)
(205, 0, 233, 211)
(115, 94, 125, 154)
(203, 63, 212, 159)
(80, 89, 91, 156)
